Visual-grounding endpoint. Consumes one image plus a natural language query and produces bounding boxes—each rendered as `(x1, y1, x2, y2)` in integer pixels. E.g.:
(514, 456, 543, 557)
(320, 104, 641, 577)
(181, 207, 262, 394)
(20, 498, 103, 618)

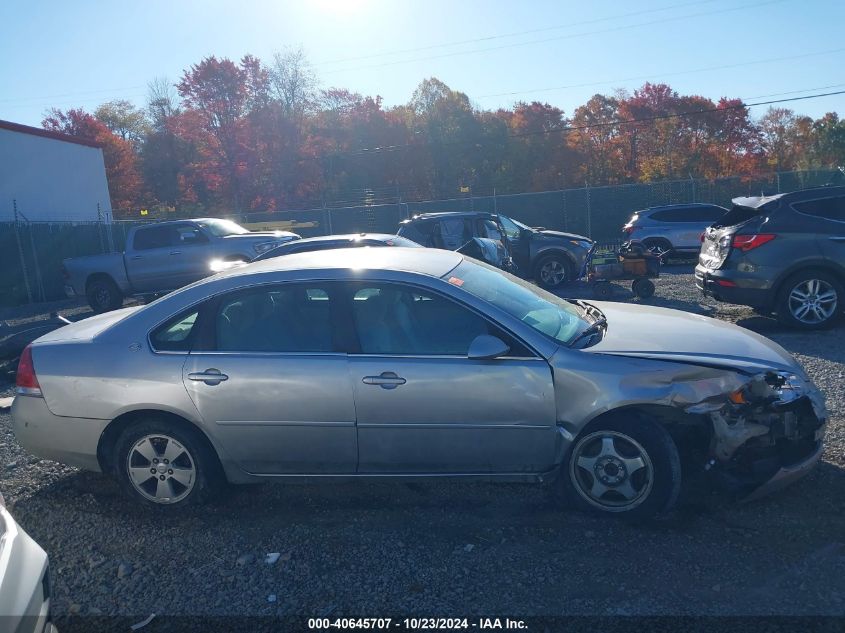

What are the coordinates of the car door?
(792, 195, 845, 263)
(346, 280, 557, 474)
(181, 282, 357, 474)
(497, 215, 531, 273)
(127, 225, 181, 293)
(169, 223, 213, 287)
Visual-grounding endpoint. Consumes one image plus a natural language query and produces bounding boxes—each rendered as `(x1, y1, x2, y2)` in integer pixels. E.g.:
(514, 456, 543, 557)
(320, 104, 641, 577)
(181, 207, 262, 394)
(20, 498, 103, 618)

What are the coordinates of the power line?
(475, 47, 845, 100)
(314, 0, 720, 66)
(321, 0, 789, 75)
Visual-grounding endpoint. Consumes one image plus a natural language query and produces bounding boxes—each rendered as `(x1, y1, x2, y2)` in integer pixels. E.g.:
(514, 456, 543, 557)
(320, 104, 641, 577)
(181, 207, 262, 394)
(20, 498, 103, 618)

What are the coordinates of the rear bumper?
(11, 395, 107, 472)
(694, 264, 774, 308)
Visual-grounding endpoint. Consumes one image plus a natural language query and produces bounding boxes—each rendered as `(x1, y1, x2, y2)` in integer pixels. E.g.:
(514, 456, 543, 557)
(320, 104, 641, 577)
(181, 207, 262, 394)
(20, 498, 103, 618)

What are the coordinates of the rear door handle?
(362, 371, 406, 389)
(188, 368, 229, 385)
(170, 250, 183, 255)
(129, 255, 142, 260)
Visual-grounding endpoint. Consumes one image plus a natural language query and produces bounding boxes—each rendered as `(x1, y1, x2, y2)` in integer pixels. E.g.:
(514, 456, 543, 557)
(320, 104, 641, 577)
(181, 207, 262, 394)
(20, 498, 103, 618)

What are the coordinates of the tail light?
(699, 232, 705, 243)
(16, 345, 42, 396)
(622, 226, 634, 235)
(732, 234, 776, 252)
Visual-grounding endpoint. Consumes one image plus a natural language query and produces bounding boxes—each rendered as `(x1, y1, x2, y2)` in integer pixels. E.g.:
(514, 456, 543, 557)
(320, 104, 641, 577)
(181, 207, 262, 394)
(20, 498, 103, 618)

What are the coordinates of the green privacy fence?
(2, 169, 842, 308)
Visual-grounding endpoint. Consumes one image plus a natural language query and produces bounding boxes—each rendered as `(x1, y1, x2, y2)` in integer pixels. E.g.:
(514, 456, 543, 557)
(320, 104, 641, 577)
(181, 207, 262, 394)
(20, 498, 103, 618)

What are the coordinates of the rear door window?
(214, 284, 336, 352)
(133, 226, 173, 250)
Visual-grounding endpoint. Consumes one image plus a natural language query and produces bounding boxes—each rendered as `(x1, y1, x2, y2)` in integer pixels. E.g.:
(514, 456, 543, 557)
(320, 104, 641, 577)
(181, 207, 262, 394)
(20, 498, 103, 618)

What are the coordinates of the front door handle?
(129, 255, 142, 260)
(362, 371, 406, 389)
(188, 368, 229, 385)
(170, 250, 183, 255)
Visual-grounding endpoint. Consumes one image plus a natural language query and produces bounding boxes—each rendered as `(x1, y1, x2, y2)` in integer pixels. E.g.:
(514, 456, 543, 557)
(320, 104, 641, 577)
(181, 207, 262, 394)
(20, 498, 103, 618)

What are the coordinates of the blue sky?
(1, 0, 844, 127)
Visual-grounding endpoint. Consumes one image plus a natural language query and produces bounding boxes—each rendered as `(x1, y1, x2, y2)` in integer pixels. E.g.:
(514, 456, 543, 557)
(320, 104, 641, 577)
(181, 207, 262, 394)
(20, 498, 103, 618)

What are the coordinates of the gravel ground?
(1, 267, 844, 625)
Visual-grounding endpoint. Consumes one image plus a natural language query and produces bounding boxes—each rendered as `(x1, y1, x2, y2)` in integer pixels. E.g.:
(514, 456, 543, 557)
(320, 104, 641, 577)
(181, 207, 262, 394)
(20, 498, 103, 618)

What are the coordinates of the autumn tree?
(42, 108, 142, 213)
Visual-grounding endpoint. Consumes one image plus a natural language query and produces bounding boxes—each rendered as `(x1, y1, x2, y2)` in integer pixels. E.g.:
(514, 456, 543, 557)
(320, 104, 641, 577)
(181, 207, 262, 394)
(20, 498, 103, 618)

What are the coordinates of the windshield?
(444, 259, 591, 346)
(497, 215, 530, 240)
(197, 219, 250, 237)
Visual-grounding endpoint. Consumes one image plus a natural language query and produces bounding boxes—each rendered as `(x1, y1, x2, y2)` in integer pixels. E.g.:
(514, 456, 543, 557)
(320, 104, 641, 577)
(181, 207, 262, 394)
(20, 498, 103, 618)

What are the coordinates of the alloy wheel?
(540, 259, 567, 286)
(569, 431, 654, 512)
(788, 278, 837, 325)
(126, 434, 196, 504)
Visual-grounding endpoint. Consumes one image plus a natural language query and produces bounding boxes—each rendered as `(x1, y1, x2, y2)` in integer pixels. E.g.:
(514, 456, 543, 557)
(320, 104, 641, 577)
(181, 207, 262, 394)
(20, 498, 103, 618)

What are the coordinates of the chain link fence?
(2, 169, 842, 308)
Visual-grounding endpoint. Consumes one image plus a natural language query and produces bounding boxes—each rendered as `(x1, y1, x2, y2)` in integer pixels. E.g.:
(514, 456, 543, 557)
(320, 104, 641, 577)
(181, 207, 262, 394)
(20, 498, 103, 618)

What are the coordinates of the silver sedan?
(12, 248, 827, 520)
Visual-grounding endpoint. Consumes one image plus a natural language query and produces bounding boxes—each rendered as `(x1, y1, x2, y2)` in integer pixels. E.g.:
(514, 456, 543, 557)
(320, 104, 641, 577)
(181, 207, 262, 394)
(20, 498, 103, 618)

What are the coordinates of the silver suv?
(623, 204, 728, 255)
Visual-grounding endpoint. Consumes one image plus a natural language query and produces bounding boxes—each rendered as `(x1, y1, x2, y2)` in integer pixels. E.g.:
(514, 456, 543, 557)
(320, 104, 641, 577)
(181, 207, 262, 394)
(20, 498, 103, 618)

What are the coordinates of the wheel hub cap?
(570, 430, 654, 512)
(127, 435, 196, 504)
(789, 279, 837, 324)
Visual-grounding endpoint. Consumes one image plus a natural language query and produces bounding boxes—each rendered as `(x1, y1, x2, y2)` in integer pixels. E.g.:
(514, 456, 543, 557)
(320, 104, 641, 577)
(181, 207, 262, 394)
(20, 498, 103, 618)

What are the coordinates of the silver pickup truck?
(63, 218, 299, 312)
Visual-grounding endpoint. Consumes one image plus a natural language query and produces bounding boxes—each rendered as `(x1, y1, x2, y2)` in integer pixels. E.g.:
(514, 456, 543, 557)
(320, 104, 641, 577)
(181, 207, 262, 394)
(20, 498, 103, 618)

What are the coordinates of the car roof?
(283, 233, 398, 244)
(132, 217, 231, 228)
(407, 211, 494, 221)
(637, 203, 726, 214)
(217, 246, 462, 280)
(732, 185, 845, 209)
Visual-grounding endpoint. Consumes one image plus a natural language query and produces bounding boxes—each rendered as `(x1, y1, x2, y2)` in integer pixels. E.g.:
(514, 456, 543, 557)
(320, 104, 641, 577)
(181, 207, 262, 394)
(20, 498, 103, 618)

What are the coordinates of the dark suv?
(398, 211, 593, 288)
(696, 186, 845, 329)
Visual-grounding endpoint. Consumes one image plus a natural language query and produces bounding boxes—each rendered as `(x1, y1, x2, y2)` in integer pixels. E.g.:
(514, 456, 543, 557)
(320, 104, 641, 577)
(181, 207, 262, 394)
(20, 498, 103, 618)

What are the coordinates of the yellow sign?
(459, 186, 470, 193)
(140, 209, 149, 216)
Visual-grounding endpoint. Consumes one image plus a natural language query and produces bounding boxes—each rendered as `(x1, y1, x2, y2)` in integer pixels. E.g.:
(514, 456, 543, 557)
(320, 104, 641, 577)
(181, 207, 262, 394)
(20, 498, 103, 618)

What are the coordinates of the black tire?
(775, 269, 843, 330)
(113, 417, 223, 509)
(560, 413, 682, 521)
(632, 278, 655, 299)
(593, 281, 613, 299)
(86, 277, 123, 313)
(534, 254, 571, 289)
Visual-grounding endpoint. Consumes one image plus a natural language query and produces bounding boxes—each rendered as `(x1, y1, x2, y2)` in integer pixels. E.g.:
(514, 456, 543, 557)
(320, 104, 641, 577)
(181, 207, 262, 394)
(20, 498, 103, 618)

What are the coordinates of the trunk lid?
(698, 204, 764, 269)
(34, 306, 143, 344)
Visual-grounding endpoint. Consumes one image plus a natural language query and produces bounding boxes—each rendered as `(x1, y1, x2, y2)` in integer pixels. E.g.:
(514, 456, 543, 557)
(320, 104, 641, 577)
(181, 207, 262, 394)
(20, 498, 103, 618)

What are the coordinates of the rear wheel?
(593, 281, 614, 299)
(86, 277, 123, 313)
(113, 418, 223, 509)
(535, 254, 570, 289)
(562, 414, 681, 521)
(776, 270, 843, 330)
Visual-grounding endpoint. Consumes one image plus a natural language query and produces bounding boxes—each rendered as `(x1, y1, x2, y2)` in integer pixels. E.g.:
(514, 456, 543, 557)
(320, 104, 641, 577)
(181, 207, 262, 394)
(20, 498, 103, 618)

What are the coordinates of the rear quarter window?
(792, 196, 845, 222)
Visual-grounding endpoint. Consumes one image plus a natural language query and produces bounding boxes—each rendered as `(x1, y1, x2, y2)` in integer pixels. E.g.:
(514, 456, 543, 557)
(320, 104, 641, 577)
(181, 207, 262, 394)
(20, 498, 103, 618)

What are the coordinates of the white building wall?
(0, 127, 113, 222)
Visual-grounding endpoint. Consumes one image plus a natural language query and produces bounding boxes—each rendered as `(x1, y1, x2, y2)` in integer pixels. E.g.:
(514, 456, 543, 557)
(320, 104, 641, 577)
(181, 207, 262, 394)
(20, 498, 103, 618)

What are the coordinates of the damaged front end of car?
(686, 370, 827, 500)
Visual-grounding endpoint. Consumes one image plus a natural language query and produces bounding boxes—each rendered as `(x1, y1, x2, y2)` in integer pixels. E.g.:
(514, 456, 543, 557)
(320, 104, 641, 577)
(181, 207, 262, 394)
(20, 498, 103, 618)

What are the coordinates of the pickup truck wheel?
(535, 254, 570, 289)
(86, 278, 123, 313)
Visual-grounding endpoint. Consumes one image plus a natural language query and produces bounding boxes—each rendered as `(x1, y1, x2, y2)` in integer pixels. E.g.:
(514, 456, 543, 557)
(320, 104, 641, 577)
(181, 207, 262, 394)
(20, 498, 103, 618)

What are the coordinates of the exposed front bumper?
(742, 440, 824, 502)
(11, 395, 107, 472)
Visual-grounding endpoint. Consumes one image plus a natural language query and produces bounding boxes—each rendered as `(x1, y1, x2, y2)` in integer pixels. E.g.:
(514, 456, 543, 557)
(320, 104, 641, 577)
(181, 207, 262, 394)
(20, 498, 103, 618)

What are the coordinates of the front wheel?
(776, 270, 843, 330)
(562, 414, 681, 521)
(535, 255, 570, 289)
(113, 418, 222, 509)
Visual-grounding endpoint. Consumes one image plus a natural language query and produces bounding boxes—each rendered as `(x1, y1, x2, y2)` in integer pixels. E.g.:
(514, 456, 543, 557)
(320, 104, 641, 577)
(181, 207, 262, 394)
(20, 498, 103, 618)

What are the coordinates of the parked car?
(623, 203, 728, 256)
(0, 493, 55, 633)
(13, 248, 826, 520)
(62, 218, 299, 313)
(253, 233, 421, 261)
(697, 186, 845, 330)
(398, 212, 593, 289)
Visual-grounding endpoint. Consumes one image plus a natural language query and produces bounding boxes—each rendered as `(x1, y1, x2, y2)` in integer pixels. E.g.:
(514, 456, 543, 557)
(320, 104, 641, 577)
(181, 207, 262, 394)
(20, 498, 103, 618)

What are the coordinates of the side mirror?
(467, 334, 510, 360)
